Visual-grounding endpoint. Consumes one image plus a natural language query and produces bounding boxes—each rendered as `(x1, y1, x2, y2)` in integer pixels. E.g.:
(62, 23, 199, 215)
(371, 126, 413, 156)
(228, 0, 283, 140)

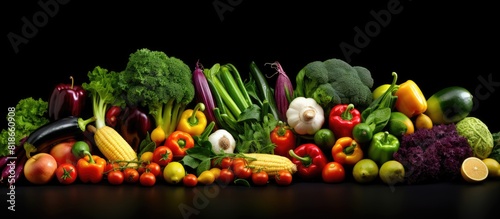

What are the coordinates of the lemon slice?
(461, 157, 489, 183)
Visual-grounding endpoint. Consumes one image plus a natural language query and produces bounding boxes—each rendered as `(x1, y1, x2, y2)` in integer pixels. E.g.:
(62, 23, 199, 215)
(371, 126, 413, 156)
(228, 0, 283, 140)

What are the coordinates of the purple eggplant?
(116, 106, 153, 152)
(192, 60, 218, 129)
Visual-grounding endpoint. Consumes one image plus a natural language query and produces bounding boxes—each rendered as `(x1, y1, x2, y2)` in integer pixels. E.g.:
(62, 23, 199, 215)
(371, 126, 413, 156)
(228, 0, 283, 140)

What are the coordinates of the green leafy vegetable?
(117, 48, 195, 137)
(0, 97, 50, 156)
(81, 66, 123, 129)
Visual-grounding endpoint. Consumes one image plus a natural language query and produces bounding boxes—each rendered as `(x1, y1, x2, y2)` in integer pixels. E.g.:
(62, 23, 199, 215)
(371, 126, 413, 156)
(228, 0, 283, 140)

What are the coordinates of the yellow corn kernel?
(94, 126, 138, 166)
(243, 153, 297, 176)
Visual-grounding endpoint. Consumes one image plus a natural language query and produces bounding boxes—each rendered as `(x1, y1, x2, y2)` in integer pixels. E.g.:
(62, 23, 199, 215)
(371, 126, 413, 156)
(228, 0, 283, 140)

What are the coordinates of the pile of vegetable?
(1, 48, 500, 188)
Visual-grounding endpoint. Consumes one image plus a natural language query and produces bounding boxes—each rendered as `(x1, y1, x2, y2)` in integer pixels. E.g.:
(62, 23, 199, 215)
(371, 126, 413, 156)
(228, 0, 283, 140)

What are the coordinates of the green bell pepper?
(367, 131, 400, 165)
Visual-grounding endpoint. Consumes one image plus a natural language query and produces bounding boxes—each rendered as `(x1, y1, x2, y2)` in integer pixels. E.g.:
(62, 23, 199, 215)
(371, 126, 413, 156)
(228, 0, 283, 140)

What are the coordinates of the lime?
(352, 159, 379, 184)
(352, 123, 373, 144)
(314, 128, 336, 153)
(379, 160, 405, 185)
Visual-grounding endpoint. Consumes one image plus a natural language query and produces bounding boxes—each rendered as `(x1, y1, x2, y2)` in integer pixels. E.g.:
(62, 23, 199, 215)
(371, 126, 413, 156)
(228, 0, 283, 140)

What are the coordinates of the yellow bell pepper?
(394, 80, 427, 118)
(176, 102, 207, 137)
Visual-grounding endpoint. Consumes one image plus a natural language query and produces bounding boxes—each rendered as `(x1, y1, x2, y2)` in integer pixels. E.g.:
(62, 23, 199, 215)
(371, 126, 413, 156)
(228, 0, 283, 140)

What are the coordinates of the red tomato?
(222, 157, 234, 169)
(153, 146, 173, 167)
(233, 163, 252, 179)
(104, 162, 120, 173)
(140, 172, 156, 187)
(146, 162, 162, 177)
(137, 163, 147, 175)
(55, 163, 77, 185)
(123, 168, 140, 183)
(183, 173, 198, 187)
(218, 168, 235, 185)
(274, 170, 293, 186)
(108, 170, 125, 185)
(231, 158, 247, 169)
(322, 162, 345, 183)
(251, 170, 269, 186)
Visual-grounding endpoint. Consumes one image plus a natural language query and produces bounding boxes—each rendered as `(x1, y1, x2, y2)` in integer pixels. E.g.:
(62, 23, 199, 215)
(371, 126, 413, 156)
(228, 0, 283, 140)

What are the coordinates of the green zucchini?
(425, 86, 473, 124)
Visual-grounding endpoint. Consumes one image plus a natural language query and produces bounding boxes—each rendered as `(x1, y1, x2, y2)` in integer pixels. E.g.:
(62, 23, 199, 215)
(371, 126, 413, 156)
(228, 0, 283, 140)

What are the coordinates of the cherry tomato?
(224, 157, 235, 169)
(251, 170, 269, 186)
(218, 168, 235, 185)
(137, 163, 147, 175)
(183, 173, 198, 187)
(322, 161, 345, 183)
(104, 162, 121, 173)
(140, 172, 156, 187)
(123, 168, 140, 183)
(274, 169, 293, 186)
(233, 163, 252, 179)
(107, 170, 125, 185)
(153, 146, 173, 167)
(146, 162, 162, 177)
(231, 158, 247, 170)
(55, 163, 77, 185)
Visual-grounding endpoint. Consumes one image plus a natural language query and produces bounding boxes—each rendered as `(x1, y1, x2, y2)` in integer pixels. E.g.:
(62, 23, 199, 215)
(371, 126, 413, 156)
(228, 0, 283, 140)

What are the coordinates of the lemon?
(163, 161, 186, 184)
(379, 160, 405, 185)
(481, 158, 500, 178)
(372, 84, 391, 100)
(414, 113, 433, 130)
(352, 159, 379, 184)
(140, 151, 154, 163)
(461, 157, 488, 183)
(209, 167, 221, 180)
(198, 170, 216, 185)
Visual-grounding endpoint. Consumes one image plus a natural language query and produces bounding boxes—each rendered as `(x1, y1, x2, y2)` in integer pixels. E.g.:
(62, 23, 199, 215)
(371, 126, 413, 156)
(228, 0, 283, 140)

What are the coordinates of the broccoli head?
(294, 58, 374, 113)
(118, 48, 195, 136)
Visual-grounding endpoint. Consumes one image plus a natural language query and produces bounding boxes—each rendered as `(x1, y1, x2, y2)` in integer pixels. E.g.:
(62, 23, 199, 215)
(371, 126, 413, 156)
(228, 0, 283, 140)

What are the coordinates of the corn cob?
(243, 153, 297, 177)
(94, 125, 138, 167)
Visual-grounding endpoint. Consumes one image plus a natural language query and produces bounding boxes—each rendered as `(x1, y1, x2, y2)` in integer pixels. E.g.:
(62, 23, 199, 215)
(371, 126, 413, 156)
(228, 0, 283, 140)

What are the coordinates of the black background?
(2, 1, 499, 131)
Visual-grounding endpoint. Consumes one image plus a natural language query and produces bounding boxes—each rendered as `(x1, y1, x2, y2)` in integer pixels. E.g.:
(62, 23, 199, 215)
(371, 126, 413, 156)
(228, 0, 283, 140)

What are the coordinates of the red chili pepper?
(164, 130, 195, 160)
(288, 143, 328, 179)
(328, 103, 361, 139)
(48, 76, 87, 121)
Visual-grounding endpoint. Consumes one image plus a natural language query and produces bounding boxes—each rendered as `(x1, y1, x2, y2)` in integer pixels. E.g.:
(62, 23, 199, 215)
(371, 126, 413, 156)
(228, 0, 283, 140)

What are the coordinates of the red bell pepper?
(288, 143, 329, 179)
(328, 103, 361, 139)
(48, 76, 87, 121)
(164, 130, 195, 160)
(76, 154, 106, 183)
(106, 106, 153, 152)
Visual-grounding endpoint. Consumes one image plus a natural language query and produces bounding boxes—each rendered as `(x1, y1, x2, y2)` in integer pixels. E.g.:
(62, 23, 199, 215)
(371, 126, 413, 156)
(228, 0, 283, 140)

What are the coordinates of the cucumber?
(425, 86, 473, 124)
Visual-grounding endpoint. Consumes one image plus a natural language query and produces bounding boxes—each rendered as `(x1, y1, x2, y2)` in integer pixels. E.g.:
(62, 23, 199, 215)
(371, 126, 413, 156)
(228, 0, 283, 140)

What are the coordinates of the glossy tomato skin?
(123, 168, 140, 184)
(153, 146, 173, 167)
(146, 162, 162, 177)
(108, 170, 125, 185)
(233, 163, 252, 179)
(183, 173, 198, 187)
(218, 168, 235, 185)
(252, 171, 269, 186)
(55, 163, 77, 185)
(275, 170, 293, 186)
(322, 162, 346, 183)
(140, 172, 156, 186)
